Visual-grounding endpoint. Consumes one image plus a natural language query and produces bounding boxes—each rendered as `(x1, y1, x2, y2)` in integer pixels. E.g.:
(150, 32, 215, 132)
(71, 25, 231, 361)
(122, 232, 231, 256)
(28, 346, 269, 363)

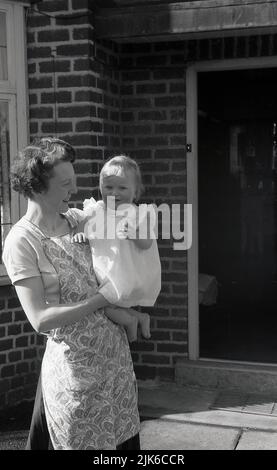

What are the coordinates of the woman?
(3, 137, 141, 450)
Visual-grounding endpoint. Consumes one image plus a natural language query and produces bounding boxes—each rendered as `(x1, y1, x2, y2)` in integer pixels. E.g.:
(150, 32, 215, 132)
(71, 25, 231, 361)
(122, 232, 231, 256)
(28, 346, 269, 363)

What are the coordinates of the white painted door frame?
(186, 56, 277, 361)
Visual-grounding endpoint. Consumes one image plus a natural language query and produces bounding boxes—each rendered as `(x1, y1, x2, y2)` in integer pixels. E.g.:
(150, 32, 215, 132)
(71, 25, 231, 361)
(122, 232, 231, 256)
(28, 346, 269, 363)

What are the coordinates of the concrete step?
(175, 359, 277, 394)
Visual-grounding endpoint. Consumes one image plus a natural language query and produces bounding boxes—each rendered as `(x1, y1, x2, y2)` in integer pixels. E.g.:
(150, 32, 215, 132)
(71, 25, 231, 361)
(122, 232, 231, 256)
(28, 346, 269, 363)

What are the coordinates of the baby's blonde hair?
(100, 155, 143, 200)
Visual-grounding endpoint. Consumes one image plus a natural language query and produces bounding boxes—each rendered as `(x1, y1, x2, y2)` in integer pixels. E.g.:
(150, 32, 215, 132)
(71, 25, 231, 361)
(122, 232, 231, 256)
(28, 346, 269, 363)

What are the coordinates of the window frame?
(0, 1, 28, 283)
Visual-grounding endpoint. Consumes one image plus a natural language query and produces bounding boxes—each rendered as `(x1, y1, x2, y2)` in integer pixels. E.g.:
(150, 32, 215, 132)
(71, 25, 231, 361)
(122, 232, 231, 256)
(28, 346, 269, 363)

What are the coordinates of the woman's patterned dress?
(40, 234, 140, 450)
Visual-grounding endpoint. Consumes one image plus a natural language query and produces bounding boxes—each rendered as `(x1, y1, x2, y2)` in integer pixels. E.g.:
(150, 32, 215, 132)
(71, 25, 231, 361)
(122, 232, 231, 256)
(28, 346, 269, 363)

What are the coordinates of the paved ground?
(2, 382, 277, 450)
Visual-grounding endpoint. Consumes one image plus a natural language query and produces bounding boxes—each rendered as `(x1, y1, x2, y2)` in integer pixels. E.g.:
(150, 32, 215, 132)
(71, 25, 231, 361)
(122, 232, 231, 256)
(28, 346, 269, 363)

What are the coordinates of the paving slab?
(236, 430, 277, 450)
(140, 419, 240, 450)
(138, 383, 277, 431)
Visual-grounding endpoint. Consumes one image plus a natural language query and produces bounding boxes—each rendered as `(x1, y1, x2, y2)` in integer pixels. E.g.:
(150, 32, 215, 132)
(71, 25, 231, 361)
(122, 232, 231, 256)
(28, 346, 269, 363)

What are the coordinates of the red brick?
(23, 323, 34, 333)
(43, 91, 72, 104)
(141, 354, 170, 364)
(29, 77, 52, 89)
(73, 27, 94, 41)
(0, 354, 6, 364)
(58, 74, 96, 88)
(67, 134, 97, 147)
(131, 342, 155, 352)
(36, 0, 69, 12)
(157, 343, 186, 353)
(136, 84, 166, 94)
(7, 298, 21, 309)
(41, 122, 73, 134)
(30, 107, 53, 119)
(0, 339, 13, 351)
(134, 365, 156, 380)
(155, 95, 186, 107)
(15, 336, 29, 348)
(39, 60, 71, 74)
(38, 30, 69, 43)
(172, 331, 188, 342)
(28, 63, 36, 75)
(155, 148, 184, 159)
(11, 376, 25, 388)
(16, 362, 29, 374)
(30, 123, 39, 134)
(28, 15, 51, 28)
(123, 125, 152, 135)
(8, 351, 22, 362)
(23, 349, 37, 360)
(27, 47, 52, 59)
(8, 324, 22, 336)
(122, 98, 151, 109)
(36, 335, 46, 346)
(57, 43, 94, 57)
(1, 364, 15, 378)
(150, 331, 170, 341)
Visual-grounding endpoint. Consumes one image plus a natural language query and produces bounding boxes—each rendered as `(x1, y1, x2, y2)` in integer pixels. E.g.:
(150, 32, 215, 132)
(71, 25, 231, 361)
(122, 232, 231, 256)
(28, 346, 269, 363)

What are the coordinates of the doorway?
(198, 67, 277, 363)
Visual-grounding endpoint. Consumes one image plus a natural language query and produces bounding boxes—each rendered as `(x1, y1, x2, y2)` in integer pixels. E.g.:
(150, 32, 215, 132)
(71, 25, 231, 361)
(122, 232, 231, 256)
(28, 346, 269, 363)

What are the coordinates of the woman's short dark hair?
(11, 137, 76, 198)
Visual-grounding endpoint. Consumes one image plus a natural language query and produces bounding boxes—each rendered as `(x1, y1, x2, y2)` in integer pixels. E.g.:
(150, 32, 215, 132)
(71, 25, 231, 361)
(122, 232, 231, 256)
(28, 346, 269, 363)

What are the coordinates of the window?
(0, 1, 28, 280)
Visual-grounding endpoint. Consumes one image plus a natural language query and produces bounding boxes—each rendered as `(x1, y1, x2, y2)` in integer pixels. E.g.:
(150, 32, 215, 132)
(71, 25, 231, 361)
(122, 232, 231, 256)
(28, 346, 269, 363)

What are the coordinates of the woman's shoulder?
(5, 217, 36, 243)
(2, 218, 39, 267)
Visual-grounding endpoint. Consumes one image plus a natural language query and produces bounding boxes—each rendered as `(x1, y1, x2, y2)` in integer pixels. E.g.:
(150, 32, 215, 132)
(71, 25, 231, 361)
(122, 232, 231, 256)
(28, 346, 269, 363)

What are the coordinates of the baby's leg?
(128, 308, 151, 339)
(105, 307, 138, 342)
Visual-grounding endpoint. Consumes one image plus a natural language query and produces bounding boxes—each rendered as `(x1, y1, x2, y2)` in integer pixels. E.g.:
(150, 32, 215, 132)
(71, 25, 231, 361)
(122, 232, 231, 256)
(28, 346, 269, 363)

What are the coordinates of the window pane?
(0, 101, 11, 260)
(0, 12, 8, 81)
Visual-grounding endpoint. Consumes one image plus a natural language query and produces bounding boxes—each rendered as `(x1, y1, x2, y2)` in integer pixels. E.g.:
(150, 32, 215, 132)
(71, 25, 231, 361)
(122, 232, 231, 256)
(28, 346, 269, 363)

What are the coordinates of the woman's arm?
(14, 276, 109, 333)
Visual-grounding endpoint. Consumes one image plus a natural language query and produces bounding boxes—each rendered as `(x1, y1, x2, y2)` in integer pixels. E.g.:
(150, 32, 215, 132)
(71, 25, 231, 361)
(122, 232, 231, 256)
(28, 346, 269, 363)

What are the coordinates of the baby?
(72, 155, 161, 342)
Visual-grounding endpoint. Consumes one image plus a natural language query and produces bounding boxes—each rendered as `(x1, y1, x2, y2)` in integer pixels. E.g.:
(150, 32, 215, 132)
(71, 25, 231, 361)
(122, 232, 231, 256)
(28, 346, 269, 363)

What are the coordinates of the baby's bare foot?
(126, 316, 138, 343)
(139, 313, 151, 339)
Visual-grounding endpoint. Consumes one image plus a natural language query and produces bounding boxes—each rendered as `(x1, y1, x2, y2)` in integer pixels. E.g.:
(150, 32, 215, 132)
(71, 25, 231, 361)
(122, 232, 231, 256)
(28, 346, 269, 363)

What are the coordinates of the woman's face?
(42, 161, 77, 213)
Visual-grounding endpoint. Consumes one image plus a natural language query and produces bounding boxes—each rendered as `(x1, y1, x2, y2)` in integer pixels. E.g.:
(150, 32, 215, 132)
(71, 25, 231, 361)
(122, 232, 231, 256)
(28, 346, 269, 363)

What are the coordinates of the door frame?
(186, 56, 277, 361)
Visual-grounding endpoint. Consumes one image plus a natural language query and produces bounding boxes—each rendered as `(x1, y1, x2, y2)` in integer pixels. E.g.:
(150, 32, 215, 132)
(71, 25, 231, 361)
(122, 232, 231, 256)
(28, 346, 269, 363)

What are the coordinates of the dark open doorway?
(198, 68, 277, 363)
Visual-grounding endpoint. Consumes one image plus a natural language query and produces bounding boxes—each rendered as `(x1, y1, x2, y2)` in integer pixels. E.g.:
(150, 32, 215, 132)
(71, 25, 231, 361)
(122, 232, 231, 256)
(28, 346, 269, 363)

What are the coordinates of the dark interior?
(198, 68, 277, 363)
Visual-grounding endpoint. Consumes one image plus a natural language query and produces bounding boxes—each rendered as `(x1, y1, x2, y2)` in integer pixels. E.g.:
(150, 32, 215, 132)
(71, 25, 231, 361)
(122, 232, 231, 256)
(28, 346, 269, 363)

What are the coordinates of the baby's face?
(101, 170, 136, 208)
(101, 170, 137, 208)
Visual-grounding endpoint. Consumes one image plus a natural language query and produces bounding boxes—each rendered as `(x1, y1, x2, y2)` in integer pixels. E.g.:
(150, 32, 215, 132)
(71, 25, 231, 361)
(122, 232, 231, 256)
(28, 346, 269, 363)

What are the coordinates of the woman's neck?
(25, 200, 63, 234)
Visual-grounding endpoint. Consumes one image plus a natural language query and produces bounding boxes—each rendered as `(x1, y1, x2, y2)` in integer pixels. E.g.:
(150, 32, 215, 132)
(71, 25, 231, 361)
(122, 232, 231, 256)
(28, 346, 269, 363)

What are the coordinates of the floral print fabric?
(41, 234, 140, 450)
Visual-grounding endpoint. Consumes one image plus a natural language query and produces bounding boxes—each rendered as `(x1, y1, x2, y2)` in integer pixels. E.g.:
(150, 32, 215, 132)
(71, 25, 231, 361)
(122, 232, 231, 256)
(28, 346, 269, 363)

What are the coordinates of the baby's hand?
(116, 220, 129, 239)
(71, 232, 88, 243)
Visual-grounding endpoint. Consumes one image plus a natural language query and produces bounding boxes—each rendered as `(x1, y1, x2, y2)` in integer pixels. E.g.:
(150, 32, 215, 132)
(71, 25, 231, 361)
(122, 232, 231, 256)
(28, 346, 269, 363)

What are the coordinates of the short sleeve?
(2, 231, 40, 284)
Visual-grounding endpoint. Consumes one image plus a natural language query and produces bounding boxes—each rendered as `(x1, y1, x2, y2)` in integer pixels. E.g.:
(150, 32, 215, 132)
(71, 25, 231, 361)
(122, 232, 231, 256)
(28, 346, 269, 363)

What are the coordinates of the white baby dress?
(82, 197, 161, 308)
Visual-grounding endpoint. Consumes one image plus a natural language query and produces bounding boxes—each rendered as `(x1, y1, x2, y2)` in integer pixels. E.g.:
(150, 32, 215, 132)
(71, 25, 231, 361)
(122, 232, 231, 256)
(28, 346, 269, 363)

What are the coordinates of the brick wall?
(118, 35, 277, 381)
(1, 0, 277, 409)
(0, 285, 44, 409)
(119, 42, 188, 381)
(0, 0, 121, 410)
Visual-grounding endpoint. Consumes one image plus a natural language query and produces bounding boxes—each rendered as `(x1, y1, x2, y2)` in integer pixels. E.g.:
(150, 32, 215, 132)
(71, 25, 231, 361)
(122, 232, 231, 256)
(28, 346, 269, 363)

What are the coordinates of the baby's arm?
(128, 211, 153, 250)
